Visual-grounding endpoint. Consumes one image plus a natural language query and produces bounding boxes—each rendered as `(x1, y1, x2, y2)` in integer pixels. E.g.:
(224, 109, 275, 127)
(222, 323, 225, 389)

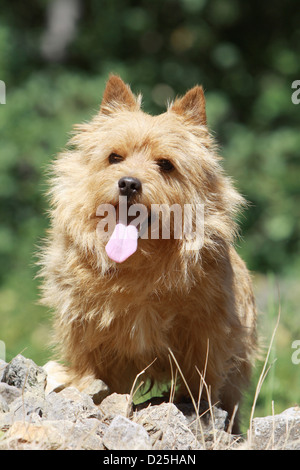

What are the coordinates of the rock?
(176, 401, 236, 449)
(3, 421, 58, 449)
(54, 417, 106, 450)
(0, 392, 46, 427)
(0, 396, 9, 413)
(1, 354, 299, 450)
(139, 418, 163, 446)
(201, 403, 228, 432)
(58, 386, 94, 405)
(0, 383, 22, 406)
(99, 393, 133, 420)
(250, 406, 300, 450)
(135, 403, 202, 450)
(103, 415, 152, 450)
(82, 379, 111, 405)
(177, 400, 228, 431)
(0, 386, 102, 429)
(2, 418, 105, 450)
(45, 387, 101, 422)
(43, 361, 110, 404)
(1, 355, 46, 396)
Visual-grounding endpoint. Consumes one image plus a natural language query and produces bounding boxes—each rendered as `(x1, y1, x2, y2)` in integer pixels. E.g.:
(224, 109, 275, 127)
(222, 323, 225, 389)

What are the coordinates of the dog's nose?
(118, 176, 142, 199)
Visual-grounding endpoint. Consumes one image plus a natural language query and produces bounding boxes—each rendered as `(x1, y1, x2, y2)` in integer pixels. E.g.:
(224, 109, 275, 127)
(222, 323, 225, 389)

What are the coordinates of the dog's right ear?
(100, 75, 141, 115)
(170, 86, 207, 126)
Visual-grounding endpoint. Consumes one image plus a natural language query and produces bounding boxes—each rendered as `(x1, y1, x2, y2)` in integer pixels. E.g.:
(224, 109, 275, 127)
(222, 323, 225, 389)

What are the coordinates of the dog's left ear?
(100, 75, 141, 115)
(170, 86, 206, 126)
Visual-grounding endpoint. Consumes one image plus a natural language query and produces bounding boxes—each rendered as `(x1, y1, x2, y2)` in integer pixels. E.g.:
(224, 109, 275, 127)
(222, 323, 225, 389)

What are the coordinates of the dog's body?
(40, 76, 256, 432)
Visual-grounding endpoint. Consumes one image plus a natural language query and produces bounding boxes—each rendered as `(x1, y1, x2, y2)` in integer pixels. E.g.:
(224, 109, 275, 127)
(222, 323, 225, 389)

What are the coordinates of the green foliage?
(0, 0, 299, 419)
(241, 273, 300, 430)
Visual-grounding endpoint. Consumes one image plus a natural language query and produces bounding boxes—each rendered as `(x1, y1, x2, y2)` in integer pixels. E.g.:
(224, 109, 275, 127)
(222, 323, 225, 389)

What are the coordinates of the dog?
(39, 75, 257, 433)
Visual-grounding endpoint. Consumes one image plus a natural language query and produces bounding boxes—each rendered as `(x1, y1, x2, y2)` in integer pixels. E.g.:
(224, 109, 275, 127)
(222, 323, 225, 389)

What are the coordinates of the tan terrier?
(39, 75, 257, 433)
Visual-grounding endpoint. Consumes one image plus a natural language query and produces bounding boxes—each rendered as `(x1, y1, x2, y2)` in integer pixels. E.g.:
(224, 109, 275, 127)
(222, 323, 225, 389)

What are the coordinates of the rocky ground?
(0, 355, 299, 450)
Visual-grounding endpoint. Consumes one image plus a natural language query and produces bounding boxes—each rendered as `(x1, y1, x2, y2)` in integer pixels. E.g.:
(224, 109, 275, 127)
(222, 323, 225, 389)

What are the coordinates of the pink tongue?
(105, 223, 138, 263)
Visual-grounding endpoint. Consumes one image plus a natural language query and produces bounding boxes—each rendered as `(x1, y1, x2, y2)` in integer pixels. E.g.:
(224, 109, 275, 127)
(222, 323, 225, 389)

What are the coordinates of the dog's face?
(49, 76, 243, 268)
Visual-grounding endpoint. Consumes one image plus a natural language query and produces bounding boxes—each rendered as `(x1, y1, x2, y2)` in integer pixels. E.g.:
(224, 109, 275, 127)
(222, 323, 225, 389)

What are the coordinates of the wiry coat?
(39, 76, 257, 433)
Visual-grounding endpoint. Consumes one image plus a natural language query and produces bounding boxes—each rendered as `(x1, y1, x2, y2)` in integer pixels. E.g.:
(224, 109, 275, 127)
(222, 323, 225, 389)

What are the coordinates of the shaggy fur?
(39, 75, 257, 433)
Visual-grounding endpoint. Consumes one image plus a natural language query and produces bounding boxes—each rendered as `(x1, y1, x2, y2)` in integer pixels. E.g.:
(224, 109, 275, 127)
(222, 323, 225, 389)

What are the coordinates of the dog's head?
(49, 76, 244, 271)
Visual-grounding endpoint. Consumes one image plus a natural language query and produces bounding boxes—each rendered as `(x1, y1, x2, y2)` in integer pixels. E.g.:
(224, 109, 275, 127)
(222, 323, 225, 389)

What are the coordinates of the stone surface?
(2, 418, 105, 450)
(82, 379, 111, 405)
(135, 402, 202, 450)
(45, 387, 101, 422)
(103, 415, 152, 450)
(0, 383, 22, 406)
(99, 392, 133, 420)
(250, 406, 300, 450)
(0, 392, 46, 427)
(43, 361, 110, 404)
(1, 355, 46, 396)
(176, 401, 236, 449)
(0, 396, 9, 413)
(0, 354, 299, 450)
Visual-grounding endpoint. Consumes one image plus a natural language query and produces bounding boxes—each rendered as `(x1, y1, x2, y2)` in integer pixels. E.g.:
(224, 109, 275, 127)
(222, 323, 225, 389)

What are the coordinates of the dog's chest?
(129, 321, 148, 354)
(120, 303, 174, 357)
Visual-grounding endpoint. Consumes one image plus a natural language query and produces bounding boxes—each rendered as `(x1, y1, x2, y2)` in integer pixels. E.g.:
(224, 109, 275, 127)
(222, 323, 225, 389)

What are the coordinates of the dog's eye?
(108, 153, 124, 164)
(157, 159, 175, 173)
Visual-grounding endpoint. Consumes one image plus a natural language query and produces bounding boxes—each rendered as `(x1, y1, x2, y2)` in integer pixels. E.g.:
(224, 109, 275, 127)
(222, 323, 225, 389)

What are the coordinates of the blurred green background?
(0, 0, 299, 428)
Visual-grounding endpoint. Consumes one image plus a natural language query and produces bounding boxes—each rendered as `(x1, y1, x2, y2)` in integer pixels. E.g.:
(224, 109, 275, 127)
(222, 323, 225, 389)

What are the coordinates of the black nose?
(118, 176, 142, 199)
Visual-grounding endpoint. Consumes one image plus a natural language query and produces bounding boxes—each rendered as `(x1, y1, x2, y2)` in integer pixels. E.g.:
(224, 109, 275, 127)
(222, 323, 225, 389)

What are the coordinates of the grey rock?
(202, 405, 228, 432)
(1, 355, 299, 450)
(1, 392, 46, 427)
(250, 406, 300, 450)
(1, 355, 46, 396)
(136, 403, 202, 450)
(82, 379, 111, 405)
(103, 414, 152, 450)
(99, 393, 133, 420)
(0, 396, 9, 413)
(57, 386, 95, 405)
(0, 383, 22, 406)
(1, 387, 100, 428)
(0, 384, 103, 431)
(67, 417, 107, 449)
(176, 401, 235, 449)
(1, 418, 106, 450)
(45, 387, 101, 422)
(177, 400, 228, 431)
(43, 418, 106, 450)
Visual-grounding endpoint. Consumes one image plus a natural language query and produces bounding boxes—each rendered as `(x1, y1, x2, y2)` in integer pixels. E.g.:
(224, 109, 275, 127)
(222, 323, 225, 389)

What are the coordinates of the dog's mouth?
(105, 200, 150, 264)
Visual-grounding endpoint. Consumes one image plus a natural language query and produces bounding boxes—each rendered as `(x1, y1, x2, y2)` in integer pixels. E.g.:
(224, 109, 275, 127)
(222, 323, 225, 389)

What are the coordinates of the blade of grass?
(248, 304, 281, 444)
